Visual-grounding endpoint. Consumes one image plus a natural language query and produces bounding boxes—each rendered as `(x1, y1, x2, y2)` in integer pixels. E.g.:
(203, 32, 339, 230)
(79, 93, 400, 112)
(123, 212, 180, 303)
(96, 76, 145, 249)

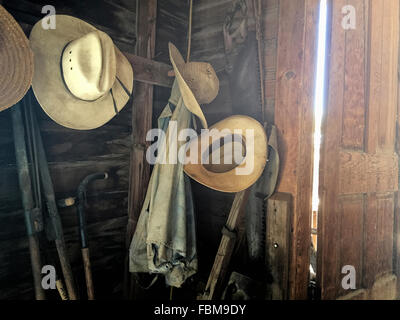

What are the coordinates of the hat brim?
(30, 15, 133, 130)
(184, 115, 268, 193)
(169, 42, 208, 129)
(0, 5, 33, 112)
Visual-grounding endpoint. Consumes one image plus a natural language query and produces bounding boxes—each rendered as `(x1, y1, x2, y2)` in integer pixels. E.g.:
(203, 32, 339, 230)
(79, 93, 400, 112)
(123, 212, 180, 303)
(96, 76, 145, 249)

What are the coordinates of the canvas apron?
(129, 80, 197, 288)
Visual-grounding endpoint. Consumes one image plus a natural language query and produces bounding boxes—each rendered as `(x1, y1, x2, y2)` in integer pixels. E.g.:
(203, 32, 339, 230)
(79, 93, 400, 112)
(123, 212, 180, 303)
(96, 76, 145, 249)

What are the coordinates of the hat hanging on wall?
(184, 115, 268, 193)
(29, 15, 134, 130)
(169, 42, 219, 129)
(0, 5, 34, 112)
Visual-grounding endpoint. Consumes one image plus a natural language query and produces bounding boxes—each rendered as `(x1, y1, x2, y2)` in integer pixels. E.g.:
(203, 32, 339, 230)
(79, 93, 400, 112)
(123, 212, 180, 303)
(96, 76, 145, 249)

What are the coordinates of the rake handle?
(82, 248, 95, 300)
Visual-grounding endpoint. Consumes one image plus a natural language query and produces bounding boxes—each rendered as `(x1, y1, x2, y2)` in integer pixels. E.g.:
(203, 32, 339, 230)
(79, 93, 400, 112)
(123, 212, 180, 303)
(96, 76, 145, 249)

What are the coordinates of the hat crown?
(62, 30, 116, 101)
(181, 62, 219, 105)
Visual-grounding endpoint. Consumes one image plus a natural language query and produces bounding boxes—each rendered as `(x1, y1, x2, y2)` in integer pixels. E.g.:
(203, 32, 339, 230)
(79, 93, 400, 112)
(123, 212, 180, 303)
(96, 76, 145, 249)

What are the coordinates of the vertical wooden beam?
(265, 193, 292, 300)
(127, 0, 157, 251)
(125, 0, 157, 298)
(274, 0, 319, 299)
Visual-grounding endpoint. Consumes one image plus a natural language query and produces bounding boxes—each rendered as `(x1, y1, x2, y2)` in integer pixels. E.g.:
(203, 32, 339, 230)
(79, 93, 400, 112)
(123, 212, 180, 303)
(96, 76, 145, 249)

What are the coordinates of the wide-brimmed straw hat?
(29, 15, 133, 130)
(0, 5, 33, 112)
(169, 42, 219, 129)
(184, 115, 268, 193)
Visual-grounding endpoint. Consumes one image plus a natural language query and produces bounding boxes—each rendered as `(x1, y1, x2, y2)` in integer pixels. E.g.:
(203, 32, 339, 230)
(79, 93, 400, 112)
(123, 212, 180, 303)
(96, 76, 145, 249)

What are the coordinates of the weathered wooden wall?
(0, 0, 282, 299)
(191, 0, 234, 124)
(189, 0, 280, 285)
(0, 0, 188, 300)
(189, 0, 236, 284)
(261, 0, 279, 124)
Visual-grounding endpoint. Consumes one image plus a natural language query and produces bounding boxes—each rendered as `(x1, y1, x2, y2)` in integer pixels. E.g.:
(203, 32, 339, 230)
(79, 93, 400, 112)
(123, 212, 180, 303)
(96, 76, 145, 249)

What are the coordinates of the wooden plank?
(199, 189, 250, 300)
(363, 194, 378, 288)
(125, 0, 157, 299)
(261, 0, 279, 125)
(127, 0, 157, 246)
(341, 0, 366, 150)
(274, 0, 318, 299)
(367, 0, 399, 153)
(124, 53, 173, 88)
(339, 151, 398, 194)
(337, 195, 364, 298)
(318, 0, 355, 299)
(376, 194, 395, 275)
(265, 193, 292, 300)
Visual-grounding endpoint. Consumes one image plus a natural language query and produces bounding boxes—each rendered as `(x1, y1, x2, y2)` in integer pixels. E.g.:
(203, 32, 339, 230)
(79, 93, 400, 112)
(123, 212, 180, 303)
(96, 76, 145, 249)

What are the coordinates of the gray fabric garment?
(129, 80, 197, 288)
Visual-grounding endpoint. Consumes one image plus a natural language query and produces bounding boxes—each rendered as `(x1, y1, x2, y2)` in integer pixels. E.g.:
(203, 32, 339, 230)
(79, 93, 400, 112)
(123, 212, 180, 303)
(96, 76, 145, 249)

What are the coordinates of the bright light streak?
(312, 0, 328, 212)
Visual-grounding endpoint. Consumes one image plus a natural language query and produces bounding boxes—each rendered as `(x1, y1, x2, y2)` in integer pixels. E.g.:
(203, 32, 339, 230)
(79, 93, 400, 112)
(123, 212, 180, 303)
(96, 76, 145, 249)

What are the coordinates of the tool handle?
(32, 108, 78, 300)
(54, 238, 78, 300)
(11, 104, 45, 300)
(28, 235, 46, 300)
(82, 248, 95, 300)
(56, 279, 69, 300)
(77, 172, 108, 249)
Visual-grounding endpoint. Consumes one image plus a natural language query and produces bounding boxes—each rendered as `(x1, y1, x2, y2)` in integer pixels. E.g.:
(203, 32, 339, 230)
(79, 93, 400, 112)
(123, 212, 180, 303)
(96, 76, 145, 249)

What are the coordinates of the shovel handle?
(82, 248, 95, 300)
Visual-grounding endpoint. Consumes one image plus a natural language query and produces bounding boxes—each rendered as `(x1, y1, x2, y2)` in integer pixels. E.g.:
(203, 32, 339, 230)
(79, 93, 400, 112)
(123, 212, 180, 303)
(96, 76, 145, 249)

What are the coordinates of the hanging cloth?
(129, 80, 197, 288)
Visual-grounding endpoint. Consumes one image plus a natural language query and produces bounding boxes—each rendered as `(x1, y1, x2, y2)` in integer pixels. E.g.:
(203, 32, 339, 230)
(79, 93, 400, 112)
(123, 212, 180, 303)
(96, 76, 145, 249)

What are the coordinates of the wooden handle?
(55, 239, 78, 300)
(82, 248, 95, 300)
(56, 279, 69, 300)
(28, 236, 46, 300)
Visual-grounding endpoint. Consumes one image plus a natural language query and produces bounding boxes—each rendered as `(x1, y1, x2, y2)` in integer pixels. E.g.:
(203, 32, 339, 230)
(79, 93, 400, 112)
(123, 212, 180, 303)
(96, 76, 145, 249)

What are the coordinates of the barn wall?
(189, 0, 280, 281)
(0, 0, 280, 299)
(0, 0, 188, 300)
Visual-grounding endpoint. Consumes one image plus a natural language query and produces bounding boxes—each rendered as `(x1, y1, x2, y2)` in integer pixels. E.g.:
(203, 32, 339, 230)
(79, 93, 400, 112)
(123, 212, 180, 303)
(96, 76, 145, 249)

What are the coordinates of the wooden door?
(318, 0, 400, 300)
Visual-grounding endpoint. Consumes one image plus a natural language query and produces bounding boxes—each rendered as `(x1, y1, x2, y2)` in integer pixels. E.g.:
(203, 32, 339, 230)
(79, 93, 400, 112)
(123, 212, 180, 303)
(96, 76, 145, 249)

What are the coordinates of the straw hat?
(169, 42, 219, 129)
(29, 15, 133, 130)
(184, 115, 268, 193)
(0, 5, 33, 112)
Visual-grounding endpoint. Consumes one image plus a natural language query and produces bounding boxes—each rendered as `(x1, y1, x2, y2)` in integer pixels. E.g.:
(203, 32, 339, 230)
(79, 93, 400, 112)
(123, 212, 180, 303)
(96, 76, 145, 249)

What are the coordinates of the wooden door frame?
(274, 0, 320, 300)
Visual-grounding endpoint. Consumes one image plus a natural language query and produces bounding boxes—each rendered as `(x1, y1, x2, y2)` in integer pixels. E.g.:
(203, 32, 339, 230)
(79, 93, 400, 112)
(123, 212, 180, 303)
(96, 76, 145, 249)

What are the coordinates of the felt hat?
(29, 15, 133, 130)
(184, 115, 268, 193)
(169, 42, 219, 129)
(0, 5, 34, 112)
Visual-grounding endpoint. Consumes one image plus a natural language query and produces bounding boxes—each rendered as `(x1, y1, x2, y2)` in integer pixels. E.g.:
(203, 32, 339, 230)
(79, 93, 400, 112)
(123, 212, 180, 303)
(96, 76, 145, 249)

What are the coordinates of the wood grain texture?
(274, 0, 318, 299)
(81, 248, 95, 300)
(265, 193, 292, 300)
(124, 54, 173, 88)
(339, 151, 398, 194)
(337, 195, 364, 298)
(126, 0, 157, 247)
(318, 0, 399, 300)
(341, 0, 366, 150)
